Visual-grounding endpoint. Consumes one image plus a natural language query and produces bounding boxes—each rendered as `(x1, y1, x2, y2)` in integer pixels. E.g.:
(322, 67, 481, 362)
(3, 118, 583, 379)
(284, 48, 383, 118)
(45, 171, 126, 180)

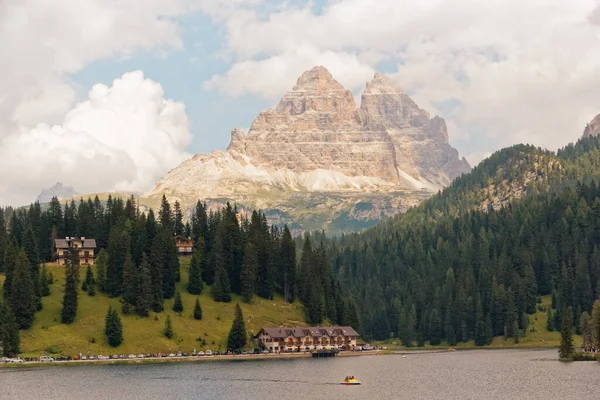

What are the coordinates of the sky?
(2, 0, 600, 206)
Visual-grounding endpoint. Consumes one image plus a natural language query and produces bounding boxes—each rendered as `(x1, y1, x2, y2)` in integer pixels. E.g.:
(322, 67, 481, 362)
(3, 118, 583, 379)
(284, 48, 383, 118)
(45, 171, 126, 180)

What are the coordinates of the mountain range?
(146, 66, 470, 232)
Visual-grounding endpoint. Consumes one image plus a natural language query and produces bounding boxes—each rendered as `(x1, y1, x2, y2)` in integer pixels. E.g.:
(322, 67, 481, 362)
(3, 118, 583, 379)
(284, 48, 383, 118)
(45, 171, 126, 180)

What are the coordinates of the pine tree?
(240, 242, 258, 303)
(580, 311, 592, 348)
(428, 309, 442, 345)
(104, 306, 123, 347)
(159, 195, 173, 230)
(61, 245, 80, 324)
(39, 264, 50, 296)
(227, 303, 247, 351)
(95, 249, 108, 292)
(173, 290, 183, 313)
(280, 225, 296, 303)
(546, 308, 554, 332)
(591, 299, 600, 347)
(212, 263, 231, 302)
(135, 254, 153, 317)
(122, 253, 136, 314)
(193, 298, 203, 320)
(173, 201, 184, 236)
(187, 248, 204, 295)
(559, 307, 574, 359)
(0, 302, 20, 357)
(106, 225, 131, 297)
(21, 225, 41, 310)
(149, 235, 164, 312)
(2, 240, 17, 299)
(163, 314, 174, 339)
(10, 250, 36, 329)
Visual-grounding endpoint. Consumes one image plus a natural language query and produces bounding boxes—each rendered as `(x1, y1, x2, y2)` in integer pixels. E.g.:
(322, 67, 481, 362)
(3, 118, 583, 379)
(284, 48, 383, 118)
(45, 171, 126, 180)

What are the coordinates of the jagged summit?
(584, 113, 600, 137)
(148, 66, 471, 232)
(36, 182, 78, 203)
(364, 72, 403, 94)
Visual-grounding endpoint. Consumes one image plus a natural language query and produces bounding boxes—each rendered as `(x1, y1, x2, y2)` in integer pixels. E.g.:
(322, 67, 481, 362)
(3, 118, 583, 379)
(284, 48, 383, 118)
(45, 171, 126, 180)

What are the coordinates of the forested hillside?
(0, 195, 359, 355)
(329, 135, 600, 344)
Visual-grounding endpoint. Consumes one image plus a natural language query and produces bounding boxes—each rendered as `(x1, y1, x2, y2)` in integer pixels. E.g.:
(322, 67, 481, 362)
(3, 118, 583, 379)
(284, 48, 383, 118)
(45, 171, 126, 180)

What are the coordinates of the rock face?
(147, 66, 471, 232)
(583, 113, 600, 137)
(36, 182, 78, 203)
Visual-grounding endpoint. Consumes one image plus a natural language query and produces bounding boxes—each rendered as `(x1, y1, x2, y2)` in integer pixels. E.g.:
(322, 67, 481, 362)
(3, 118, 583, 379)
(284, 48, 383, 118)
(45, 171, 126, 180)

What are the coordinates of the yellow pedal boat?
(341, 376, 361, 385)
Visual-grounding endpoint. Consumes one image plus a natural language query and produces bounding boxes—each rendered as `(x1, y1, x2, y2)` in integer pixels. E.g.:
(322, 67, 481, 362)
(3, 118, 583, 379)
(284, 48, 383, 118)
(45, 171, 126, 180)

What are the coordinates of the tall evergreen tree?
(591, 299, 600, 347)
(149, 234, 164, 312)
(0, 302, 20, 357)
(193, 297, 203, 320)
(122, 252, 136, 313)
(580, 311, 592, 348)
(39, 265, 51, 296)
(61, 245, 80, 324)
(106, 225, 131, 297)
(105, 306, 123, 347)
(95, 249, 108, 293)
(158, 195, 173, 230)
(546, 308, 554, 332)
(428, 308, 442, 345)
(173, 290, 183, 313)
(10, 250, 36, 329)
(21, 224, 41, 310)
(163, 314, 174, 339)
(173, 201, 184, 236)
(135, 254, 153, 317)
(212, 263, 231, 302)
(227, 303, 247, 351)
(280, 226, 296, 303)
(3, 240, 17, 299)
(240, 242, 258, 303)
(187, 247, 204, 295)
(559, 307, 574, 359)
(0, 211, 6, 274)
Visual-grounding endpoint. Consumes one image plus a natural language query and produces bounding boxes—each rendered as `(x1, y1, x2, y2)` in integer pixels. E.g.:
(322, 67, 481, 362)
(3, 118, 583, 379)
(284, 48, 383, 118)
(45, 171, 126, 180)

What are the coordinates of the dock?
(311, 349, 339, 358)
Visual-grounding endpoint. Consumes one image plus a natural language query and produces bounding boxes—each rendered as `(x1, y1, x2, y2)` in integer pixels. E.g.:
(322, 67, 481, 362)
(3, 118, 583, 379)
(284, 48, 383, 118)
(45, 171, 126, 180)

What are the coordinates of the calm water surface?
(2, 350, 600, 399)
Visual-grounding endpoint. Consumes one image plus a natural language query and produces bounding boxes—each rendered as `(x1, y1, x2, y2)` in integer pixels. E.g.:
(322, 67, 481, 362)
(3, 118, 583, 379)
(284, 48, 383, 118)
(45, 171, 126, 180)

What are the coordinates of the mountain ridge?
(146, 66, 470, 232)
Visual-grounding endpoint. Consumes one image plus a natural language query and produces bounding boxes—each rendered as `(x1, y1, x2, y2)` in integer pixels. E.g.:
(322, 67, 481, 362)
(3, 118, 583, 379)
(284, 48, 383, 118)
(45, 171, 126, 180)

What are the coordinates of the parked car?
(8, 358, 24, 363)
(262, 350, 269, 354)
(40, 356, 54, 362)
(168, 353, 176, 357)
(176, 351, 182, 357)
(98, 355, 109, 360)
(81, 356, 87, 361)
(205, 350, 213, 356)
(137, 354, 145, 358)
(197, 351, 205, 356)
(128, 354, 135, 359)
(182, 352, 189, 357)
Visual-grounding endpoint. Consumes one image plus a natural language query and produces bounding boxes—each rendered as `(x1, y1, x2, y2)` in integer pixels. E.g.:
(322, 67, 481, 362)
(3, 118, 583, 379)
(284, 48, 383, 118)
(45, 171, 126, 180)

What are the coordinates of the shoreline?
(0, 350, 384, 368)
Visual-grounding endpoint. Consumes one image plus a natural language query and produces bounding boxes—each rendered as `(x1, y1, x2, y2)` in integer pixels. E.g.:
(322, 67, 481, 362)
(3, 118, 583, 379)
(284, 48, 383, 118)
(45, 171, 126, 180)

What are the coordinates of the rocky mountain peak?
(583, 113, 600, 137)
(36, 182, 78, 203)
(292, 65, 345, 92)
(273, 65, 356, 118)
(364, 72, 403, 94)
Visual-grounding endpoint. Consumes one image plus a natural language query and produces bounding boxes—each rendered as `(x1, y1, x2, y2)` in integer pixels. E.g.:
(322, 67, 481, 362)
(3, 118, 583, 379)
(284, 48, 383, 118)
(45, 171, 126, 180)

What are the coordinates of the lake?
(2, 350, 600, 399)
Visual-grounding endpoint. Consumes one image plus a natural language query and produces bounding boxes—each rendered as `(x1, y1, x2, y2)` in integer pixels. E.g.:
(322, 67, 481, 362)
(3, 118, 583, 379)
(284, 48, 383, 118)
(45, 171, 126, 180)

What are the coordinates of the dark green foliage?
(21, 225, 41, 310)
(280, 226, 296, 303)
(122, 253, 136, 314)
(95, 249, 108, 293)
(546, 308, 554, 332)
(163, 314, 174, 339)
(0, 302, 20, 357)
(39, 265, 51, 297)
(212, 263, 231, 303)
(173, 201, 184, 236)
(428, 309, 442, 345)
(10, 250, 36, 329)
(227, 303, 247, 351)
(240, 242, 257, 303)
(106, 225, 131, 297)
(135, 254, 153, 317)
(173, 290, 183, 313)
(2, 240, 17, 300)
(193, 298, 203, 320)
(149, 234, 164, 312)
(104, 306, 123, 347)
(61, 246, 80, 324)
(559, 307, 574, 359)
(187, 247, 204, 295)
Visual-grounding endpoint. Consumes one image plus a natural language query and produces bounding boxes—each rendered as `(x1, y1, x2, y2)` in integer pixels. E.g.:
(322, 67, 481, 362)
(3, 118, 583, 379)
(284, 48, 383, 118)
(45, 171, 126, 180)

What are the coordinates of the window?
(84, 251, 90, 257)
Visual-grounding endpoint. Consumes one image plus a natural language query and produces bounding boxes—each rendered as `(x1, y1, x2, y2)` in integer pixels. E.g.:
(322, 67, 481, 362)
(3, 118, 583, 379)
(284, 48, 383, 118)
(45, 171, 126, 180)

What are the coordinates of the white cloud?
(204, 0, 600, 157)
(0, 71, 192, 206)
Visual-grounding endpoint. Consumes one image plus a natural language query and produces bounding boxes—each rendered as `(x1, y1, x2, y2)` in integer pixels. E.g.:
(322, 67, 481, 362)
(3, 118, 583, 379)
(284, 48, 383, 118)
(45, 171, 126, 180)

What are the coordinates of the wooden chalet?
(54, 237, 97, 265)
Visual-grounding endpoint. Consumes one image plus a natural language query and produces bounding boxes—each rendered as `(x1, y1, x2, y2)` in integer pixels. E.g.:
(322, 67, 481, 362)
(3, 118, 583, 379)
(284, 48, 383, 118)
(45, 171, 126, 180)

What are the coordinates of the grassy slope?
(377, 295, 582, 350)
(0, 258, 305, 357)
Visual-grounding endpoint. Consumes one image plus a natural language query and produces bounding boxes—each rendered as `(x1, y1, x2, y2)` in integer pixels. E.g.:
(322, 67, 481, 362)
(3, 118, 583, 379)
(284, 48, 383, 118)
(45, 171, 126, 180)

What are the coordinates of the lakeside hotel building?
(254, 326, 359, 353)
